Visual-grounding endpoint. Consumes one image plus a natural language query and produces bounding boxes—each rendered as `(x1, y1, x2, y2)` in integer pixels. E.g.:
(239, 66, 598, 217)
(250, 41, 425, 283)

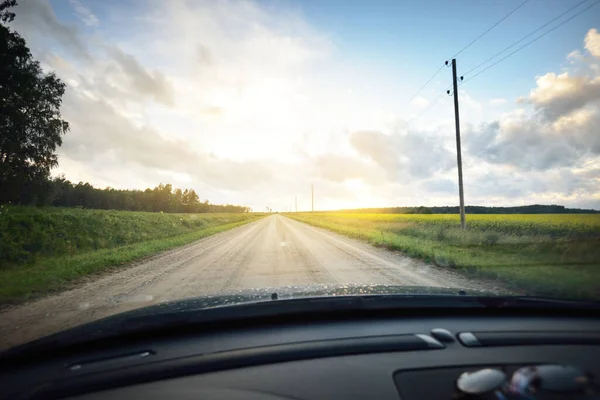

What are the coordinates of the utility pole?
(311, 183, 314, 212)
(295, 195, 297, 213)
(450, 58, 466, 229)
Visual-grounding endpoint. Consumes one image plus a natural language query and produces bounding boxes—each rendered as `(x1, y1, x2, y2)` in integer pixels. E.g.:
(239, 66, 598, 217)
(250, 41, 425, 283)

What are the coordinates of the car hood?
(125, 284, 483, 316)
(1, 284, 496, 358)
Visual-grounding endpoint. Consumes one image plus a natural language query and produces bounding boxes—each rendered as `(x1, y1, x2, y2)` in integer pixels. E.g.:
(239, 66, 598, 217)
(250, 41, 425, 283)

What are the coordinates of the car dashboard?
(1, 309, 599, 399)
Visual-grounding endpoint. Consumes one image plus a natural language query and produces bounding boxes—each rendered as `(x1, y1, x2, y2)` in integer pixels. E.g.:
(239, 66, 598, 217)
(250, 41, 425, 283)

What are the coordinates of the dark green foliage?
(0, 0, 70, 205)
(0, 205, 256, 268)
(0, 0, 16, 23)
(47, 176, 251, 213)
(0, 208, 263, 302)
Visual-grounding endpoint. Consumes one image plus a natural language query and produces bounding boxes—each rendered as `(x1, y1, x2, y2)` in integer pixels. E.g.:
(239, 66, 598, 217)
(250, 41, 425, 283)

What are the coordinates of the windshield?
(1, 0, 599, 351)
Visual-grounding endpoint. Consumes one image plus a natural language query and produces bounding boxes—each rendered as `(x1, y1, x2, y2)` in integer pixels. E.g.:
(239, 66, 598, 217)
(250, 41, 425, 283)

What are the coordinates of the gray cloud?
(419, 167, 595, 202)
(60, 89, 274, 190)
(349, 131, 396, 173)
(12, 0, 89, 60)
(464, 28, 599, 170)
(520, 73, 600, 122)
(519, 29, 600, 122)
(349, 129, 454, 180)
(422, 178, 456, 194)
(468, 167, 600, 201)
(470, 170, 531, 199)
(107, 47, 174, 106)
(69, 0, 98, 27)
(13, 0, 174, 108)
(197, 43, 212, 65)
(466, 108, 600, 170)
(313, 154, 383, 183)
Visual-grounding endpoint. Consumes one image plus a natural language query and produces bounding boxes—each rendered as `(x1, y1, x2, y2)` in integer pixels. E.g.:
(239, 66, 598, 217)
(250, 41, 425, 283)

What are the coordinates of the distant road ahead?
(0, 215, 495, 349)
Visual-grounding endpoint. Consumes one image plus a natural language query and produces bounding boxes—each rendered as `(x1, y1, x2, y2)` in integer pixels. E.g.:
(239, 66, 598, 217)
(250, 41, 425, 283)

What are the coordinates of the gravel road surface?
(0, 214, 495, 349)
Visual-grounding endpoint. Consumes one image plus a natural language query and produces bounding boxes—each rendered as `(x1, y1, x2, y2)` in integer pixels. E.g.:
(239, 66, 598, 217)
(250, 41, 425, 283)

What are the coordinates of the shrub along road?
(0, 208, 263, 302)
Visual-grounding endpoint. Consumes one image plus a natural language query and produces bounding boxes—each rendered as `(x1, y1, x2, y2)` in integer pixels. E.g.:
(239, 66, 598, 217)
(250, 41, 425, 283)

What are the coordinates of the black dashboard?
(1, 309, 599, 399)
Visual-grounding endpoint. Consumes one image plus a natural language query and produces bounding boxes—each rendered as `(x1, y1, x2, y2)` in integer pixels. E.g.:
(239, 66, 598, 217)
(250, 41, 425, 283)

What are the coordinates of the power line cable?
(406, 64, 445, 104)
(463, 0, 592, 77)
(403, 84, 452, 126)
(462, 0, 600, 84)
(407, 0, 530, 105)
(451, 0, 532, 59)
(405, 0, 531, 122)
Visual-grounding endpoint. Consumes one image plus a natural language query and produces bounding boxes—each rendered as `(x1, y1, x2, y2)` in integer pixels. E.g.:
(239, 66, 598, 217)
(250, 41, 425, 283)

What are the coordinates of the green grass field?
(285, 213, 600, 301)
(0, 206, 264, 303)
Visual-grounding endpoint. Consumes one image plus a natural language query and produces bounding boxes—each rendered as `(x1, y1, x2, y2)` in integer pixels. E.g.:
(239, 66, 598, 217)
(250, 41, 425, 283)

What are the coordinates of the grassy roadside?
(284, 213, 600, 301)
(1, 206, 262, 266)
(0, 208, 264, 303)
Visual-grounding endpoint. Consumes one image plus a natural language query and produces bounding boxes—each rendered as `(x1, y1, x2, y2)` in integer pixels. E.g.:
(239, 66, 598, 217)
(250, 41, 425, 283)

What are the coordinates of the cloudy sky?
(9, 0, 600, 211)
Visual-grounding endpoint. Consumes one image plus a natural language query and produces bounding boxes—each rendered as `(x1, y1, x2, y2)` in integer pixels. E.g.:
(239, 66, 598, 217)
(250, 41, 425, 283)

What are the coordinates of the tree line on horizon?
(0, 173, 251, 213)
(43, 177, 251, 213)
(331, 205, 599, 214)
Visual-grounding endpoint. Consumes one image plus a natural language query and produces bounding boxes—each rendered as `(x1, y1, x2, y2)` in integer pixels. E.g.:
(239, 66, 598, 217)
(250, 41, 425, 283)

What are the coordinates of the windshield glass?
(1, 0, 599, 351)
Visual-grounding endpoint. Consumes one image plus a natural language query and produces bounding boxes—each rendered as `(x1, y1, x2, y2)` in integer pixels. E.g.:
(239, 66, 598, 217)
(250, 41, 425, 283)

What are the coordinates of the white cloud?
(9, 0, 600, 210)
(12, 0, 89, 59)
(106, 46, 174, 106)
(458, 91, 482, 112)
(349, 129, 454, 180)
(523, 72, 600, 121)
(567, 50, 583, 62)
(69, 0, 98, 27)
(585, 28, 600, 58)
(410, 96, 429, 108)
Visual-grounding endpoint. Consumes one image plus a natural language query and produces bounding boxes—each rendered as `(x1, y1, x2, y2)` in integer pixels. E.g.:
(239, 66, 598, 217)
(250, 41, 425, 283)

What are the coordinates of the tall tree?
(0, 0, 69, 204)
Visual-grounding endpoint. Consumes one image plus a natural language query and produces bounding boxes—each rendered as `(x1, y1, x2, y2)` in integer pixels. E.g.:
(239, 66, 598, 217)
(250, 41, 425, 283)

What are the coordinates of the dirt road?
(0, 215, 495, 349)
